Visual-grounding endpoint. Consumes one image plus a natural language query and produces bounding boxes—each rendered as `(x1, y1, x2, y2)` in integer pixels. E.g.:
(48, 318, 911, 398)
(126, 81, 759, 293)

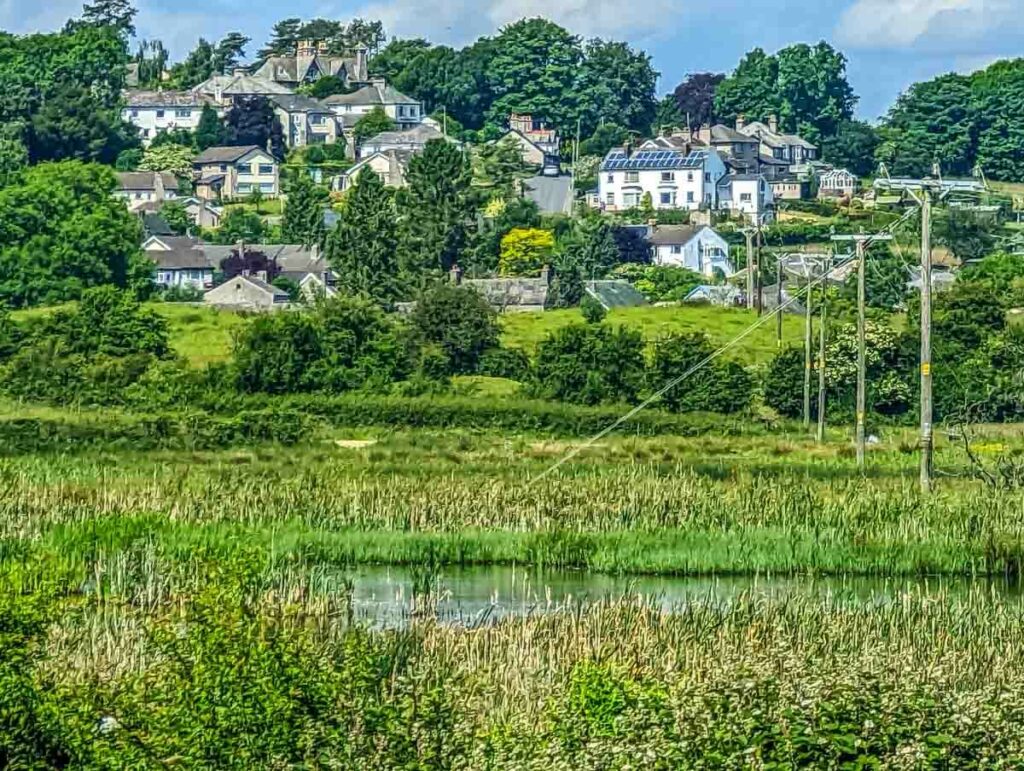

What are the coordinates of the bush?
(529, 324, 645, 406)
(648, 333, 752, 414)
(764, 346, 808, 418)
(477, 347, 531, 380)
(410, 284, 500, 374)
(580, 295, 607, 324)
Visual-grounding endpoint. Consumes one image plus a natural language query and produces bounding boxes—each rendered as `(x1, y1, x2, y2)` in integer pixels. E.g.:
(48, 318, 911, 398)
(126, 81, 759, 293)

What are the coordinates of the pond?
(343, 565, 1024, 628)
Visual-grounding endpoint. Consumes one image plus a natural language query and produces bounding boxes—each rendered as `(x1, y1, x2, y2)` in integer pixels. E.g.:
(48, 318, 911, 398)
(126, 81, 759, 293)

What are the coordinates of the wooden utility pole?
(920, 190, 934, 492)
(743, 230, 755, 310)
(776, 255, 784, 347)
(755, 227, 763, 316)
(832, 234, 892, 467)
(816, 254, 830, 443)
(855, 239, 867, 467)
(803, 270, 813, 431)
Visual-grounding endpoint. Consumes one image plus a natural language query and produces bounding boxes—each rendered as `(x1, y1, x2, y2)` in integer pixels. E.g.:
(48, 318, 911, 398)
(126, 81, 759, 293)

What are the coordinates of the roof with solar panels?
(600, 148, 709, 172)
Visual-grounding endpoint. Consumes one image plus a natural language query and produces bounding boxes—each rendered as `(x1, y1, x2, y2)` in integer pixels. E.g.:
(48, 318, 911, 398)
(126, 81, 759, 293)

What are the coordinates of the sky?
(4, 0, 1024, 120)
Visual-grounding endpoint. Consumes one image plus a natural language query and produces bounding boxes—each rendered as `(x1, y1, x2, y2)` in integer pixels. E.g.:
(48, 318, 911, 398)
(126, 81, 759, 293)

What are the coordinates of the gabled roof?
(323, 81, 418, 107)
(193, 73, 293, 97)
(740, 121, 817, 151)
(710, 125, 758, 144)
(268, 94, 334, 114)
(364, 123, 446, 148)
(116, 171, 180, 191)
(584, 281, 647, 309)
(142, 236, 213, 270)
(193, 145, 269, 164)
(254, 54, 353, 84)
(344, 149, 413, 181)
(239, 274, 289, 297)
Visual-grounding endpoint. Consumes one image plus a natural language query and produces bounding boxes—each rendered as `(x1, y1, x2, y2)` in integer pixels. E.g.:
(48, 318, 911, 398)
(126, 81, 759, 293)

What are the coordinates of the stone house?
(253, 40, 369, 90)
(204, 274, 290, 310)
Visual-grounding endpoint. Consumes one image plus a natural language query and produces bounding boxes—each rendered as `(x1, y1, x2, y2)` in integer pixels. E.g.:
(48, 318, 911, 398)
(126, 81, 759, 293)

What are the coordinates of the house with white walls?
(122, 91, 218, 145)
(718, 174, 775, 223)
(648, 225, 733, 275)
(323, 79, 423, 129)
(598, 148, 728, 212)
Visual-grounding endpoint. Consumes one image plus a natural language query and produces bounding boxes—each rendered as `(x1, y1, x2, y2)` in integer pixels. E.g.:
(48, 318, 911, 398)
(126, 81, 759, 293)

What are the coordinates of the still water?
(339, 565, 1023, 627)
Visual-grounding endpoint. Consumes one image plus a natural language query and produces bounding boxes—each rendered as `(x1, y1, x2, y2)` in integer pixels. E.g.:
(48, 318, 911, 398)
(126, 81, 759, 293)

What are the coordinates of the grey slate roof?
(463, 278, 549, 310)
(144, 237, 212, 270)
(125, 90, 213, 108)
(193, 145, 265, 164)
(116, 171, 180, 191)
(648, 225, 702, 247)
(324, 82, 418, 107)
(193, 73, 293, 97)
(584, 281, 647, 309)
(522, 174, 574, 215)
(241, 274, 289, 297)
(710, 125, 758, 143)
(269, 94, 333, 113)
(363, 123, 445, 149)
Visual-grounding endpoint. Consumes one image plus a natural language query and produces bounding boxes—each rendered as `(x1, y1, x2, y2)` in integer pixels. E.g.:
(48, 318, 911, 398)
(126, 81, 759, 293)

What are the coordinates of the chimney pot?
(736, 114, 746, 131)
(768, 115, 779, 134)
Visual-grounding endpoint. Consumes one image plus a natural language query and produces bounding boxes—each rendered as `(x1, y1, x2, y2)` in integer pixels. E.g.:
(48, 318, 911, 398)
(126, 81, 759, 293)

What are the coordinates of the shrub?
(499, 228, 555, 276)
(648, 333, 752, 414)
(410, 284, 500, 374)
(233, 313, 323, 395)
(580, 295, 607, 324)
(764, 346, 808, 418)
(477, 347, 531, 380)
(528, 324, 645, 406)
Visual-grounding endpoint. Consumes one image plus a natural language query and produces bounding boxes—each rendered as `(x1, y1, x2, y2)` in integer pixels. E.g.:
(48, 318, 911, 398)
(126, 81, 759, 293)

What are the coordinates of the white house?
(648, 225, 733, 276)
(739, 116, 818, 168)
(323, 79, 423, 129)
(599, 148, 728, 212)
(122, 91, 218, 145)
(115, 172, 180, 209)
(142, 235, 215, 290)
(718, 174, 775, 223)
(335, 150, 411, 191)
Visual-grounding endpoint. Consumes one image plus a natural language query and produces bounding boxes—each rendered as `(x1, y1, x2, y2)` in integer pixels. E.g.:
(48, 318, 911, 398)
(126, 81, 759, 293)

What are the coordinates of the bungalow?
(648, 225, 733, 276)
(204, 274, 290, 310)
(335, 149, 411, 191)
(770, 176, 807, 201)
(359, 123, 449, 157)
(253, 40, 369, 90)
(142, 235, 215, 290)
(269, 94, 340, 149)
(115, 171, 180, 210)
(193, 145, 280, 201)
(122, 90, 217, 145)
(718, 174, 775, 224)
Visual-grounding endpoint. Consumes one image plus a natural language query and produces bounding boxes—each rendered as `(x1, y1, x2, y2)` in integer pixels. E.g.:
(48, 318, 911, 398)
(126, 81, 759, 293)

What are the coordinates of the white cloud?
(0, 0, 81, 33)
(350, 0, 684, 45)
(836, 0, 1016, 48)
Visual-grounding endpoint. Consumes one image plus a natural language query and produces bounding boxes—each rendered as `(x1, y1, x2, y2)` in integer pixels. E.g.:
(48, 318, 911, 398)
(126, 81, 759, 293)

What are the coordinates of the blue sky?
(4, 0, 1022, 120)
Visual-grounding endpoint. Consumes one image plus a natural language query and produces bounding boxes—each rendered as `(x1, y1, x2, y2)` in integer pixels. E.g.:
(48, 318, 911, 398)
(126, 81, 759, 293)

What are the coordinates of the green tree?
(936, 209, 996, 263)
(499, 228, 554, 276)
(486, 19, 583, 132)
(213, 32, 250, 74)
(821, 120, 880, 177)
(139, 143, 193, 177)
(258, 18, 301, 60)
(574, 39, 657, 136)
(653, 95, 685, 134)
(0, 135, 28, 188)
(715, 43, 855, 142)
(561, 218, 619, 278)
(579, 124, 627, 158)
(79, 0, 137, 36)
(0, 162, 147, 307)
(115, 147, 143, 171)
(475, 135, 530, 195)
(170, 38, 216, 89)
(160, 200, 192, 235)
(281, 172, 327, 248)
(410, 284, 499, 374)
(214, 209, 265, 244)
(353, 106, 396, 145)
(309, 75, 349, 99)
(325, 167, 400, 304)
(528, 323, 645, 405)
(195, 105, 225, 151)
(397, 139, 474, 280)
(876, 73, 976, 177)
(648, 333, 752, 414)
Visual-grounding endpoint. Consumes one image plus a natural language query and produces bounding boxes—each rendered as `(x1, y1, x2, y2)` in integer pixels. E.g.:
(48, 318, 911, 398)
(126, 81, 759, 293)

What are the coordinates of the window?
(740, 192, 752, 202)
(311, 114, 324, 125)
(175, 109, 192, 118)
(687, 172, 694, 182)
(704, 173, 711, 183)
(607, 174, 613, 183)
(259, 182, 275, 193)
(605, 192, 614, 205)
(236, 163, 253, 174)
(258, 164, 274, 175)
(686, 191, 695, 203)
(661, 172, 675, 182)
(237, 183, 252, 194)
(660, 192, 676, 206)
(625, 171, 639, 184)
(130, 109, 138, 118)
(671, 245, 683, 255)
(220, 164, 228, 172)
(156, 110, 164, 118)
(623, 192, 640, 208)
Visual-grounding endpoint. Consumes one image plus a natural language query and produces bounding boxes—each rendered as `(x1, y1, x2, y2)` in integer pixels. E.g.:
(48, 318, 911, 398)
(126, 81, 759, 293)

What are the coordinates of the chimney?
(623, 137, 634, 158)
(255, 270, 268, 283)
(354, 48, 368, 81)
(698, 123, 712, 145)
(449, 263, 463, 285)
(540, 264, 552, 286)
(736, 114, 746, 132)
(232, 67, 248, 77)
(153, 172, 166, 202)
(310, 243, 320, 263)
(297, 39, 317, 58)
(768, 115, 778, 134)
